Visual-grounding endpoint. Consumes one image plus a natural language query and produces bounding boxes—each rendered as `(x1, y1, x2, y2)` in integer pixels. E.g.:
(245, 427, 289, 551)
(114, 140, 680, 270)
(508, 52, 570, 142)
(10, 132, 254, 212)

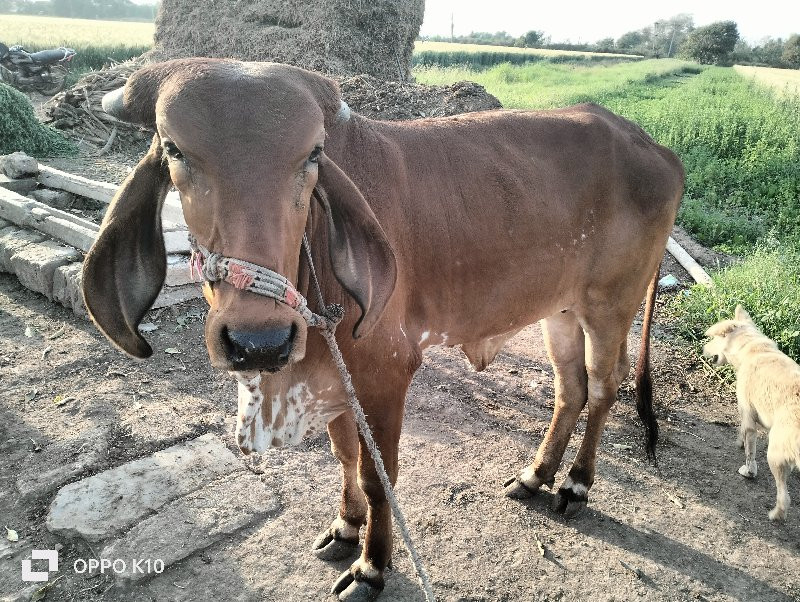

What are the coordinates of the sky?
(419, 0, 799, 45)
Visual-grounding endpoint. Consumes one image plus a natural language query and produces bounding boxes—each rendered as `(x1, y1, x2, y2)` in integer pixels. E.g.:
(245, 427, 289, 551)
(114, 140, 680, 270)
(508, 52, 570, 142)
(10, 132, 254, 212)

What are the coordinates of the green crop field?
(0, 14, 153, 72)
(413, 40, 640, 69)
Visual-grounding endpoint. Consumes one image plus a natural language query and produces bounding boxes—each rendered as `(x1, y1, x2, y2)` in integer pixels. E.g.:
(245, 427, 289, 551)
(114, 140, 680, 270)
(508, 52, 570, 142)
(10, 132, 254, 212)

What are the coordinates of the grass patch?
(413, 59, 694, 109)
(0, 82, 76, 156)
(670, 246, 800, 361)
(600, 68, 800, 247)
(733, 65, 800, 97)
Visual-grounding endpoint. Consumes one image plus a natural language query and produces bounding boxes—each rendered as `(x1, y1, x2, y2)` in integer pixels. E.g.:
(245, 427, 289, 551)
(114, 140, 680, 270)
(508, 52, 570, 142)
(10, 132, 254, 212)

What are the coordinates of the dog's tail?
(635, 263, 660, 465)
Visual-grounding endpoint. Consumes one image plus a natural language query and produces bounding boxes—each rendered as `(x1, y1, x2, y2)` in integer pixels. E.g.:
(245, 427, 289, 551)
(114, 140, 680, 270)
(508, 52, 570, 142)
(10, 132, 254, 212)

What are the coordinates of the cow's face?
(156, 66, 325, 372)
(82, 59, 397, 378)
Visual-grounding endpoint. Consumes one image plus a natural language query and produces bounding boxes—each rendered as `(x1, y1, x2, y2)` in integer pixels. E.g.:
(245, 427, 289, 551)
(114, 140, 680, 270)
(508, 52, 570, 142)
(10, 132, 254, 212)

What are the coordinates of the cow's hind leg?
(553, 313, 631, 517)
(313, 411, 367, 561)
(505, 311, 587, 498)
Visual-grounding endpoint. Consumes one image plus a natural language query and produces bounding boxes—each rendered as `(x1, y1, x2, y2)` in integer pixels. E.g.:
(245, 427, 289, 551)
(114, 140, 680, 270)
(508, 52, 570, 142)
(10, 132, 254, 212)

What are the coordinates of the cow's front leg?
(331, 395, 405, 601)
(313, 411, 367, 560)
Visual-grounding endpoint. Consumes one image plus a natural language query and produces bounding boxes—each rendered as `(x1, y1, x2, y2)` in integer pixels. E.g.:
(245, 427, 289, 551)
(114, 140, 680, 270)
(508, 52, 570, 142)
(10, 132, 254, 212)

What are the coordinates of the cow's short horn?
(101, 87, 128, 119)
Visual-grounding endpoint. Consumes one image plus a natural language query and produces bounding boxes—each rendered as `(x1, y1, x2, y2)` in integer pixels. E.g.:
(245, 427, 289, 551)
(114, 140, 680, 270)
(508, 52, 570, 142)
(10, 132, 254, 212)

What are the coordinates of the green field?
(0, 14, 153, 72)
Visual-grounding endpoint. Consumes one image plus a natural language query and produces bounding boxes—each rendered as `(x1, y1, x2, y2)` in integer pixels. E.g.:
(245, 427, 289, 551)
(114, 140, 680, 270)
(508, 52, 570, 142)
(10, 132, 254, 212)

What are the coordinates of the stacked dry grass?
(146, 0, 424, 81)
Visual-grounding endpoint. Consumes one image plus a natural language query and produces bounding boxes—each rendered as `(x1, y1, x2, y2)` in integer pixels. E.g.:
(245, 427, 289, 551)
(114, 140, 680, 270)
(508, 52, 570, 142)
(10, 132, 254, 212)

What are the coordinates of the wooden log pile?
(44, 60, 151, 152)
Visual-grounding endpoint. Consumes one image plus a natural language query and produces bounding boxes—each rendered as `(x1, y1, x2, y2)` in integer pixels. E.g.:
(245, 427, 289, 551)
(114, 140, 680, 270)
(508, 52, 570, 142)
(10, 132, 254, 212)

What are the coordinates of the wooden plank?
(666, 237, 713, 287)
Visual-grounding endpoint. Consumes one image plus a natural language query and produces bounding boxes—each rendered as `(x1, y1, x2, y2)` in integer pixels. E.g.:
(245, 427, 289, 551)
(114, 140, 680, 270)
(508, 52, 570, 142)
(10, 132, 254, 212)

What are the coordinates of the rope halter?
(188, 234, 341, 329)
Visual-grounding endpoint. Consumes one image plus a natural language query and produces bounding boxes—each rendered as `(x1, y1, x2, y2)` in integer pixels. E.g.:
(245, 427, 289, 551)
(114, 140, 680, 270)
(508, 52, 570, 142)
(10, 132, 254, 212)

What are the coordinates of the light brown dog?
(703, 305, 800, 521)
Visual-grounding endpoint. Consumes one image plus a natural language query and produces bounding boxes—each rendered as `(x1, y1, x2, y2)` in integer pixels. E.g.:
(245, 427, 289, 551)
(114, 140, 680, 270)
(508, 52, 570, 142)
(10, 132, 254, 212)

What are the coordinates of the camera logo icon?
(21, 550, 59, 582)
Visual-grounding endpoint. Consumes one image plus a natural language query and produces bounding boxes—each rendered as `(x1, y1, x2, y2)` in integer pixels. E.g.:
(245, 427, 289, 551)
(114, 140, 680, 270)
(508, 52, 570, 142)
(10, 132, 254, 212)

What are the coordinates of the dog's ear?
(734, 304, 753, 324)
(313, 153, 397, 339)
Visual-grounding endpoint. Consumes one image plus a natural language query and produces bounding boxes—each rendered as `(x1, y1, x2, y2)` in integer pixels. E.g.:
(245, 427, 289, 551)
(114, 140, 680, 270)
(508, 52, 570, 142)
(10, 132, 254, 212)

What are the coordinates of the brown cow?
(83, 58, 684, 600)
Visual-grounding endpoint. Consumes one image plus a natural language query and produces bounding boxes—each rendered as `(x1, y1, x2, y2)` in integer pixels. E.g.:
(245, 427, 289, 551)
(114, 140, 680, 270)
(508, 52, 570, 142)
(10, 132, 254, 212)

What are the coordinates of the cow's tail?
(635, 263, 660, 465)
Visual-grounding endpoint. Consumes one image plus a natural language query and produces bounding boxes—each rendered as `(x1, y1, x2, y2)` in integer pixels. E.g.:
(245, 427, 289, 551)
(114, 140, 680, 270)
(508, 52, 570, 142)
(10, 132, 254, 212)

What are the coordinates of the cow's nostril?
(222, 324, 296, 371)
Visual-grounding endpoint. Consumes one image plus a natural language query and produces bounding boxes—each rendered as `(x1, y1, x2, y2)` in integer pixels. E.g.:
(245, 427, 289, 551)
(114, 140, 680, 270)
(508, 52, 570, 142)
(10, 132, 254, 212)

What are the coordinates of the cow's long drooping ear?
(82, 134, 171, 358)
(315, 153, 397, 338)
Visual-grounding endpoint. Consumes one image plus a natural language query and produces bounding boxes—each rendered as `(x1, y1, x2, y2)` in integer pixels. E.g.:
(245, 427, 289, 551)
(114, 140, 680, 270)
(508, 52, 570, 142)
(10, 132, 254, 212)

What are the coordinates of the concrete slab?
(102, 472, 279, 584)
(46, 434, 243, 542)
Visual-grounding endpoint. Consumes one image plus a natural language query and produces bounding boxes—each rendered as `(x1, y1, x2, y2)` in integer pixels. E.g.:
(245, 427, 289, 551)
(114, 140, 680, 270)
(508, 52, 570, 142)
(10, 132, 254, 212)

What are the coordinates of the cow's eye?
(308, 146, 322, 164)
(164, 141, 184, 161)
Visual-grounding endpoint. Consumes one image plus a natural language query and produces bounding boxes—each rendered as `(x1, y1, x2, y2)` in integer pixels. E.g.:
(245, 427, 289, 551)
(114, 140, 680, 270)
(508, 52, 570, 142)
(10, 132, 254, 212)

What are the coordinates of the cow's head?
(82, 59, 396, 376)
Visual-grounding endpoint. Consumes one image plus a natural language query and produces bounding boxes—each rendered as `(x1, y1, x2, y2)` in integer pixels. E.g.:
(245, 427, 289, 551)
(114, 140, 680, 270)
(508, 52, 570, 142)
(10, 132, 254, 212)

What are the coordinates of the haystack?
(147, 0, 425, 81)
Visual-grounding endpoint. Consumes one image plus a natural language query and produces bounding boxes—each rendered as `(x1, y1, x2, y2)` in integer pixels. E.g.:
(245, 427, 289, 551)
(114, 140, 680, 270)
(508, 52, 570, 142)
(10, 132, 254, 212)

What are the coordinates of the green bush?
(0, 82, 76, 156)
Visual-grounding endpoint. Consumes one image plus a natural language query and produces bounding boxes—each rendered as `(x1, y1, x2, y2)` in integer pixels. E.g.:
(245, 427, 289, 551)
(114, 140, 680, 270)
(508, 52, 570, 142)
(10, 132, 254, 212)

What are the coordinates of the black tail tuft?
(635, 264, 661, 466)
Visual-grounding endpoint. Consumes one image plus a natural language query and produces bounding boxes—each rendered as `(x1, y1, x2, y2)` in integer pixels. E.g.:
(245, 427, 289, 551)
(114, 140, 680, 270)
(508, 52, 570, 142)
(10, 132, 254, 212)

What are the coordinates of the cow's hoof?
(331, 561, 384, 601)
(503, 471, 553, 499)
(737, 464, 757, 479)
(553, 486, 588, 519)
(312, 530, 358, 561)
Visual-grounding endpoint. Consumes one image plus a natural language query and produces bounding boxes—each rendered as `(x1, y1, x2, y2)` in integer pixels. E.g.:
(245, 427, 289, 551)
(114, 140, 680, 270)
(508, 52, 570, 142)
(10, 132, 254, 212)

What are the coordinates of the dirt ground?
(1, 152, 799, 601)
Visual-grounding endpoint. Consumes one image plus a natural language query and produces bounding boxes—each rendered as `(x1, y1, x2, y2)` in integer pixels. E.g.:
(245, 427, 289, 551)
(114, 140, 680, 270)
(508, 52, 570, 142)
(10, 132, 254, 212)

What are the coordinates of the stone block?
(0, 226, 45, 272)
(102, 473, 278, 584)
(10, 239, 81, 298)
(0, 152, 38, 179)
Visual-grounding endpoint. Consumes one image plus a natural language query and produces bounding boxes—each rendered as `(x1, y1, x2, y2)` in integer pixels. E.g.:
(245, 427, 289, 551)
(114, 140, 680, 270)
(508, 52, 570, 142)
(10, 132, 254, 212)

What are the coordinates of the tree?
(616, 30, 647, 54)
(782, 34, 800, 68)
(594, 38, 615, 53)
(680, 20, 739, 65)
(752, 38, 785, 67)
(521, 30, 545, 48)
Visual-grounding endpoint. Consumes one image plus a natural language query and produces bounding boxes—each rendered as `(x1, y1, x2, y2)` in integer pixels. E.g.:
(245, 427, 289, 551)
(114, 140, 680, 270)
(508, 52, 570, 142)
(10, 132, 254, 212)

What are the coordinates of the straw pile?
(146, 0, 425, 81)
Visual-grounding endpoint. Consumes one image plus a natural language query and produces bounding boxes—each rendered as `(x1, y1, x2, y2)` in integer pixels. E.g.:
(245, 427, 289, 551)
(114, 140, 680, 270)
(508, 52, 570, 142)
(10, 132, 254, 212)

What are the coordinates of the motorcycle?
(0, 42, 76, 96)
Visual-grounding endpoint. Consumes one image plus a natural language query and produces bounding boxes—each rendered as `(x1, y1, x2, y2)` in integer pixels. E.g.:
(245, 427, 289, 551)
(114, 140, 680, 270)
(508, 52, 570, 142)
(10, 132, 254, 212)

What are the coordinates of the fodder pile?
(0, 82, 75, 156)
(43, 59, 151, 152)
(147, 0, 424, 81)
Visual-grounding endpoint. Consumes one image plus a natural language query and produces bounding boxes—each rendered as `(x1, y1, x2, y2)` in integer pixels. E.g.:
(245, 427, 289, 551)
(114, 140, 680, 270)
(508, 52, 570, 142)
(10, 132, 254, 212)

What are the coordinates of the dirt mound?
(0, 82, 75, 156)
(147, 0, 424, 81)
(337, 75, 502, 120)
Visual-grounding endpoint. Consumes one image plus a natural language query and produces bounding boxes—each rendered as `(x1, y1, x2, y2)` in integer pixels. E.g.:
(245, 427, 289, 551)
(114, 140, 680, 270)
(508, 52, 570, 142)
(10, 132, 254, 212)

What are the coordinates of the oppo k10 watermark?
(22, 549, 164, 582)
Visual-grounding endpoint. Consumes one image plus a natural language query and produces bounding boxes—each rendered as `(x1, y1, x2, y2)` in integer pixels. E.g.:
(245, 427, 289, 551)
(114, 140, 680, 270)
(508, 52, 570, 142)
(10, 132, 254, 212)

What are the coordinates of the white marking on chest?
(231, 372, 344, 454)
(419, 331, 430, 345)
